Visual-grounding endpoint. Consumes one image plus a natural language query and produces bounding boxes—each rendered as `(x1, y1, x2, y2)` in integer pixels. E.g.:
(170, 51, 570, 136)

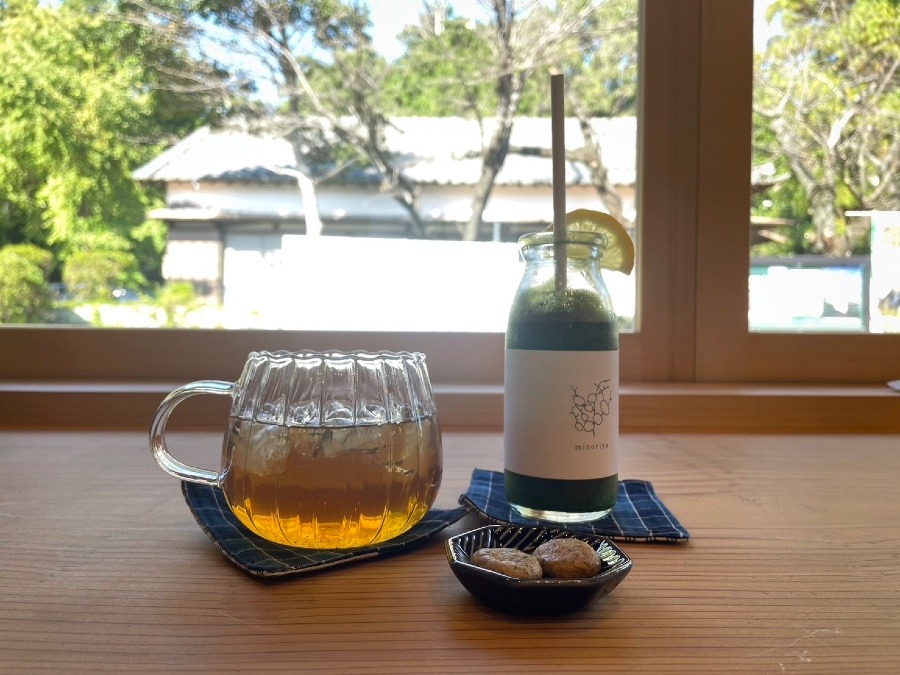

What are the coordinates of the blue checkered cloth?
(460, 469, 690, 542)
(181, 482, 471, 578)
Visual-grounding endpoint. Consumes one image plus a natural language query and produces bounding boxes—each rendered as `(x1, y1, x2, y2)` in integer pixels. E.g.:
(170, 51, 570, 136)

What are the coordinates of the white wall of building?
(220, 235, 636, 332)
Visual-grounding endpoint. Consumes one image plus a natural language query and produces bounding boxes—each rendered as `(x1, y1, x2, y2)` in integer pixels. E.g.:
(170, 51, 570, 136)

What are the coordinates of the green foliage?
(0, 244, 54, 323)
(0, 243, 55, 276)
(753, 0, 899, 254)
(0, 0, 213, 306)
(155, 281, 198, 327)
(384, 16, 496, 117)
(114, 0, 229, 135)
(553, 0, 638, 117)
(129, 218, 167, 288)
(0, 0, 151, 252)
(383, 1, 638, 119)
(61, 249, 136, 302)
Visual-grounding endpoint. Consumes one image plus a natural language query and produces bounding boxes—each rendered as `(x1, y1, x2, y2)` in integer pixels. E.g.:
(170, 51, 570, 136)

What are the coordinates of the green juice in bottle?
(504, 230, 619, 522)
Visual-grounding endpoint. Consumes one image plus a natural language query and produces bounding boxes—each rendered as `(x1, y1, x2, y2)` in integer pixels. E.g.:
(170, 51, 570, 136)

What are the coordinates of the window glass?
(3, 1, 898, 397)
(750, 0, 899, 334)
(0, 0, 639, 333)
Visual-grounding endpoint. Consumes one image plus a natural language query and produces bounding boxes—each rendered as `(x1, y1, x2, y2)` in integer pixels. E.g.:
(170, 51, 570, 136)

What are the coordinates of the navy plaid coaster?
(182, 482, 471, 578)
(460, 469, 690, 542)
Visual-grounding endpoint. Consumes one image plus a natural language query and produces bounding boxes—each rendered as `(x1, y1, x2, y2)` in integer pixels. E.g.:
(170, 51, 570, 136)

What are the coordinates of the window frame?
(1, 0, 898, 432)
(693, 1, 899, 384)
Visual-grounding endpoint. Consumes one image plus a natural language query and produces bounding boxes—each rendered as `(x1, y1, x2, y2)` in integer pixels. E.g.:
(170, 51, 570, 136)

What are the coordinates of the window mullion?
(694, 0, 754, 382)
(630, 0, 701, 383)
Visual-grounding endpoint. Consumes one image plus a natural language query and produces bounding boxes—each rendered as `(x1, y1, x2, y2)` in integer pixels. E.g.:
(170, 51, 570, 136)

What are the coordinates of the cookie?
(533, 537, 601, 578)
(470, 547, 543, 579)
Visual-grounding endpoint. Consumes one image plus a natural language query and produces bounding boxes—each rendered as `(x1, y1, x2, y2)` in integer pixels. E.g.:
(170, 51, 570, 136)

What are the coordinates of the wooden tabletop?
(2, 429, 899, 672)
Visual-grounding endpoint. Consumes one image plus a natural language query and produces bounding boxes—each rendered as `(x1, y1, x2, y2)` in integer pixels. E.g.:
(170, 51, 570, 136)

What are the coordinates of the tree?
(385, 11, 497, 118)
(0, 244, 54, 323)
(452, 0, 610, 240)
(390, 0, 638, 240)
(126, 0, 436, 236)
(0, 0, 218, 298)
(476, 0, 638, 228)
(753, 0, 899, 255)
(155, 280, 199, 327)
(128, 0, 640, 242)
(62, 249, 136, 302)
(560, 0, 637, 227)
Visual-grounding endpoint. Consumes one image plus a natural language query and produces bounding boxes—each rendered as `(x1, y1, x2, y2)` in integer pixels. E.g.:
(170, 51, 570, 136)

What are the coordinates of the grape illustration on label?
(569, 380, 613, 436)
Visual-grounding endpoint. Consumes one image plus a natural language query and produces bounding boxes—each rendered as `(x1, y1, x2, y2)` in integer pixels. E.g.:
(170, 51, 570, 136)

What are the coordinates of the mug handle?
(150, 380, 234, 485)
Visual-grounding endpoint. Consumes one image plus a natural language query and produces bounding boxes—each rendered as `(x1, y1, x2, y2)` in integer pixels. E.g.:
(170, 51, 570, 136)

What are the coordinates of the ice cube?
(246, 423, 290, 475)
(320, 425, 386, 457)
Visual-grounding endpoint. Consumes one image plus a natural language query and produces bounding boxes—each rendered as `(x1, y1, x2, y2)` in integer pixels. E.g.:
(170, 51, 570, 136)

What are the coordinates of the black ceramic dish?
(445, 525, 633, 614)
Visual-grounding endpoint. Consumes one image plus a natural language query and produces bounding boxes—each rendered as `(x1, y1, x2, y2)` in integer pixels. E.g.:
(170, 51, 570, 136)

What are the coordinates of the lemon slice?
(545, 208, 635, 275)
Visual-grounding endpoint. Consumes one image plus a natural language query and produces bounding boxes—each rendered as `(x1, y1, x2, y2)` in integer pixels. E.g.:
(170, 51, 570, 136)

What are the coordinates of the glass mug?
(150, 350, 443, 549)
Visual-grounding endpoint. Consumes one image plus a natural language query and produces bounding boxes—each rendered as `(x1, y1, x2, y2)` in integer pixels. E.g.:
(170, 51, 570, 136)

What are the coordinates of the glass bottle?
(504, 230, 619, 522)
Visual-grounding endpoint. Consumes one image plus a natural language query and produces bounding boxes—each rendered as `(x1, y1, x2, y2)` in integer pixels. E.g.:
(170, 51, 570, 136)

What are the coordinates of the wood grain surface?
(1, 430, 899, 672)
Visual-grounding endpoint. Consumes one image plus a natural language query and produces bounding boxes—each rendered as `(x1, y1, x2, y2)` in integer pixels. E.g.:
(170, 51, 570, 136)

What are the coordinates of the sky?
(365, 0, 489, 62)
(753, 0, 783, 52)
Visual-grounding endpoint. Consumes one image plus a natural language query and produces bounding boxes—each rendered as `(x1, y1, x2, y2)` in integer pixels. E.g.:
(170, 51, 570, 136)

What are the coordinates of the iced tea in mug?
(150, 350, 443, 549)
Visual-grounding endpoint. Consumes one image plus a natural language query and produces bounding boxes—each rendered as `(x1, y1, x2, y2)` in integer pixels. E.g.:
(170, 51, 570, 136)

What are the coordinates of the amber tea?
(220, 415, 442, 549)
(151, 349, 443, 550)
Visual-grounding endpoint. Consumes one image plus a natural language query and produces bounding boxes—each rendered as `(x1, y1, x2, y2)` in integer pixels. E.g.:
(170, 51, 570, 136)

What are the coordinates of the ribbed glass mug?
(150, 350, 443, 549)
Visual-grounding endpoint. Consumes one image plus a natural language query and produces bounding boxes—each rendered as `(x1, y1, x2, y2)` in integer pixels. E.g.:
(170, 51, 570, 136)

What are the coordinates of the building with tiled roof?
(133, 116, 637, 315)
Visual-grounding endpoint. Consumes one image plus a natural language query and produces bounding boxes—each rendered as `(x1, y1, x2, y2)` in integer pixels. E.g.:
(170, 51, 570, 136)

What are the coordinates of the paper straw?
(551, 73, 566, 290)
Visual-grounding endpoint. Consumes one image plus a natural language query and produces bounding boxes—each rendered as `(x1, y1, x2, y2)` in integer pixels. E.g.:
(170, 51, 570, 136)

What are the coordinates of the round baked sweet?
(470, 547, 543, 579)
(533, 537, 602, 578)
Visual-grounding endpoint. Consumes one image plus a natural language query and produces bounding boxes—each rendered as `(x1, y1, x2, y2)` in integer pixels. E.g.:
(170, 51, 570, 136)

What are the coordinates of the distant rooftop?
(133, 116, 637, 188)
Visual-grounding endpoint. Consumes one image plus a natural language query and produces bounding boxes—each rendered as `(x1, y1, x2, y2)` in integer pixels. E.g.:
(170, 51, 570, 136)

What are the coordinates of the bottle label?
(504, 349, 618, 480)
